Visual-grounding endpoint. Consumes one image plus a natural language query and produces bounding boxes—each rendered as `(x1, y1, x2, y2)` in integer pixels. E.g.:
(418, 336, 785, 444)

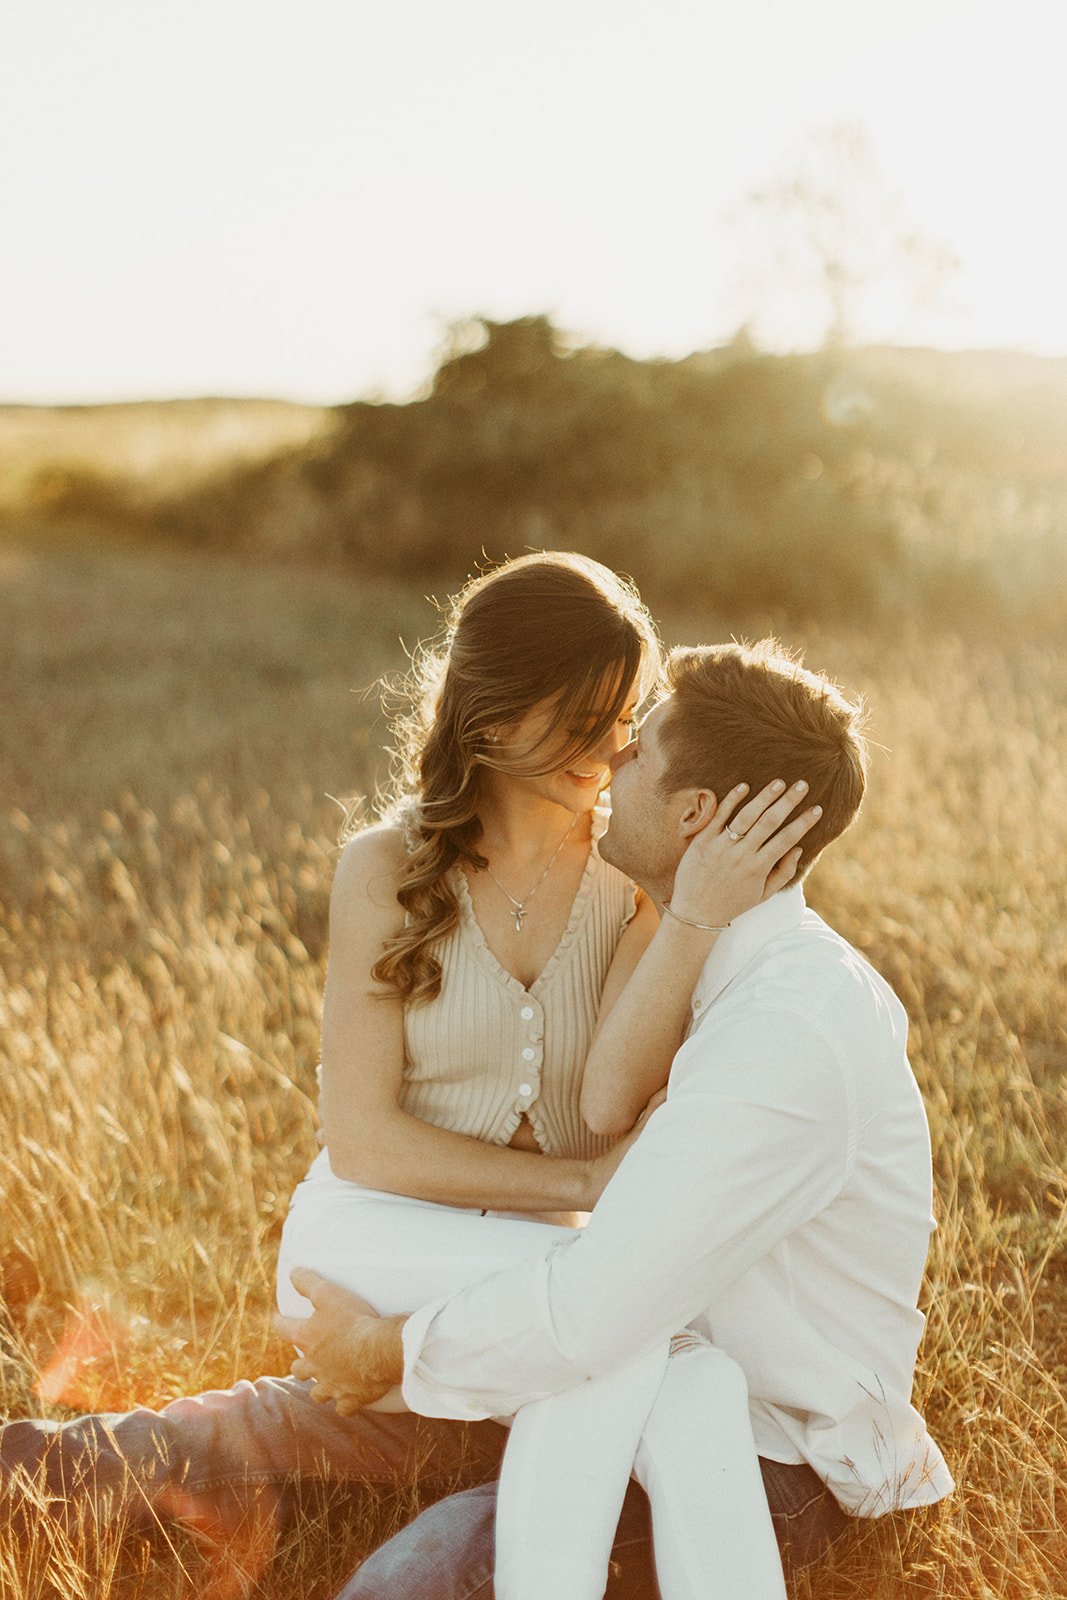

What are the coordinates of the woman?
(277, 552, 812, 1598)
(276, 549, 663, 1303)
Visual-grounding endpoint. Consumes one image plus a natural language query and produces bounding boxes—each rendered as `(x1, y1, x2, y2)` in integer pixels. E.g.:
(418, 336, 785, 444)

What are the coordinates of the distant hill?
(0, 396, 333, 508)
(3, 322, 1065, 627)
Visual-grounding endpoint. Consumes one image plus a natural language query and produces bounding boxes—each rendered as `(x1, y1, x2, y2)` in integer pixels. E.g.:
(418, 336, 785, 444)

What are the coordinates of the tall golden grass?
(0, 535, 1064, 1597)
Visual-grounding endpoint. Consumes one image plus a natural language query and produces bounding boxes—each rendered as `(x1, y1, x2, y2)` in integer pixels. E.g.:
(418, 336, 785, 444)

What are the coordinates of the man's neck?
(639, 876, 673, 912)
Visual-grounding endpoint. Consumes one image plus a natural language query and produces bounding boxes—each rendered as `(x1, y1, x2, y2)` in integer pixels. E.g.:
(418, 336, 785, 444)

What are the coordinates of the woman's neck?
(476, 779, 591, 864)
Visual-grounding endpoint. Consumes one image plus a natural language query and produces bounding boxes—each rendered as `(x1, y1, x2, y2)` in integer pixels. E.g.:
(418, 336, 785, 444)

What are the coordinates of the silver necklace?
(483, 815, 578, 932)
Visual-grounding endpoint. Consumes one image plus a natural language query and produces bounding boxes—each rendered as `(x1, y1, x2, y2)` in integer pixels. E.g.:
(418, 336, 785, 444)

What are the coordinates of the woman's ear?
(678, 789, 719, 840)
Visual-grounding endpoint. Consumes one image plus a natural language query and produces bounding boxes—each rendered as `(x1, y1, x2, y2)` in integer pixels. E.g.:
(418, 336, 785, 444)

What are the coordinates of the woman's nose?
(592, 725, 629, 763)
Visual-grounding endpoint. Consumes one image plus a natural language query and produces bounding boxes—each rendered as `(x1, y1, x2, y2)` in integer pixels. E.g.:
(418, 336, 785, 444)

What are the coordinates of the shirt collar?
(687, 885, 807, 1025)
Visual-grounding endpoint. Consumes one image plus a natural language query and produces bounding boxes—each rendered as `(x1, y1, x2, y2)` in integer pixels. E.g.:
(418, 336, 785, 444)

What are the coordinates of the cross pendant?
(513, 907, 526, 933)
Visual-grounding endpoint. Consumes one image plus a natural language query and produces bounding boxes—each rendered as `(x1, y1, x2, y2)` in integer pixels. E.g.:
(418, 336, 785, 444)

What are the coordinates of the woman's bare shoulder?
(331, 823, 408, 921)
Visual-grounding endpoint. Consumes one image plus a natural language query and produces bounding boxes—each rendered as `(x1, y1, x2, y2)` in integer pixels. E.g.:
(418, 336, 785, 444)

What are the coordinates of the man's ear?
(677, 790, 718, 840)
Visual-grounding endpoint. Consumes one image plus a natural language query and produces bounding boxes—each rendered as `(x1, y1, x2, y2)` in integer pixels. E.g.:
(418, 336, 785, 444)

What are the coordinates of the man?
(277, 639, 953, 1597)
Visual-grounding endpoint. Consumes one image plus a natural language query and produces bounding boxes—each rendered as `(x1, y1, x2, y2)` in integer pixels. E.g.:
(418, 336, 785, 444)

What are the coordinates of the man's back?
(683, 898, 951, 1511)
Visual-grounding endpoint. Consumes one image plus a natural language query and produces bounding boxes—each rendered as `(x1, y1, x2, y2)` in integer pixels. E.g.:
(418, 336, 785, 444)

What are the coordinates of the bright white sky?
(2, 0, 1064, 403)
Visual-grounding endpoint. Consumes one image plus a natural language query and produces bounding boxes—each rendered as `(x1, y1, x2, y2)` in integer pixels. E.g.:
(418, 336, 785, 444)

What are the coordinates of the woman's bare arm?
(317, 827, 600, 1213)
(578, 896, 718, 1137)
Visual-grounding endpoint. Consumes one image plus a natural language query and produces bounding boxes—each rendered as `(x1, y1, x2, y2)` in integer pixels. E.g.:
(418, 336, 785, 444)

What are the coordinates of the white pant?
(277, 1153, 786, 1600)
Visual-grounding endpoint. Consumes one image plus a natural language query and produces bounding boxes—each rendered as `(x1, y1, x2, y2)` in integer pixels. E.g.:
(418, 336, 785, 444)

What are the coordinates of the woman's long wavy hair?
(369, 552, 660, 1004)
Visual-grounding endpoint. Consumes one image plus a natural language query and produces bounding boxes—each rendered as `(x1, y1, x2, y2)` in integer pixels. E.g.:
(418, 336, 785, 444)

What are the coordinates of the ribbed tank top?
(400, 823, 637, 1163)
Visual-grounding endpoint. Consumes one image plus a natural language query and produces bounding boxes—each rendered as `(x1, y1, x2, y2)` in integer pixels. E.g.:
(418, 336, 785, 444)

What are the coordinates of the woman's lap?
(276, 1166, 576, 1319)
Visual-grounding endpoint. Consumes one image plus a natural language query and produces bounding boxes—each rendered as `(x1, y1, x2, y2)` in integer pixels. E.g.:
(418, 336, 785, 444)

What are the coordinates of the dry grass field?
(0, 530, 1064, 1597)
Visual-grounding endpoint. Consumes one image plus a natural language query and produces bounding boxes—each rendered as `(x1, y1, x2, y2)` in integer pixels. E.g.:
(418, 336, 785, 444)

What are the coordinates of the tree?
(729, 123, 959, 349)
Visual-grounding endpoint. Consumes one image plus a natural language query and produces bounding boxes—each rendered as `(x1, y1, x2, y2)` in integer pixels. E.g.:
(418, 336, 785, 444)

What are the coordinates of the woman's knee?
(666, 1338, 750, 1410)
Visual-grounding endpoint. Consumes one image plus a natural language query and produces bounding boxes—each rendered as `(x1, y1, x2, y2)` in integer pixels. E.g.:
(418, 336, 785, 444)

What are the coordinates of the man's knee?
(336, 1481, 497, 1600)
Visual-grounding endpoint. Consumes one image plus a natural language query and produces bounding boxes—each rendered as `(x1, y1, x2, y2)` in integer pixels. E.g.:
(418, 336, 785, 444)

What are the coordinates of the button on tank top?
(400, 823, 637, 1162)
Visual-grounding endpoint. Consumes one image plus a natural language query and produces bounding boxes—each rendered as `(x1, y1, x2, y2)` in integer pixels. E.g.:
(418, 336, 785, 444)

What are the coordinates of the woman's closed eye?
(567, 712, 638, 742)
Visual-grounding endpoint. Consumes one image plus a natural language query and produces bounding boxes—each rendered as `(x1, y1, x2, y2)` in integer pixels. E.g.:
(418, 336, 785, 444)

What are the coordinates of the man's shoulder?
(768, 907, 901, 996)
(713, 908, 909, 1057)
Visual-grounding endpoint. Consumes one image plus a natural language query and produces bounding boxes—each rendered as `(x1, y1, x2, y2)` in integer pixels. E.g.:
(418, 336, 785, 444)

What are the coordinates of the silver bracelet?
(662, 902, 730, 933)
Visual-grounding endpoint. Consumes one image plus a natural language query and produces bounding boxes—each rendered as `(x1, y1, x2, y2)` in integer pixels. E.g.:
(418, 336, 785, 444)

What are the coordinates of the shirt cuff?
(401, 1295, 496, 1420)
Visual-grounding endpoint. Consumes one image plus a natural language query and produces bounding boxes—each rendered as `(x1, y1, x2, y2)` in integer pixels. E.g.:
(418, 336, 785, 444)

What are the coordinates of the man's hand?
(273, 1267, 407, 1416)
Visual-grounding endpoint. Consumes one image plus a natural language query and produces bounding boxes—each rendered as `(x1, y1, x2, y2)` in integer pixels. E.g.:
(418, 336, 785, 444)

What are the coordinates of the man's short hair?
(659, 640, 868, 884)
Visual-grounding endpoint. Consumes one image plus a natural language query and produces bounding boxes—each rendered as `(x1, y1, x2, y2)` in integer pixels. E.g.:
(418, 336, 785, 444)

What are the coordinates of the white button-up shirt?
(402, 887, 954, 1516)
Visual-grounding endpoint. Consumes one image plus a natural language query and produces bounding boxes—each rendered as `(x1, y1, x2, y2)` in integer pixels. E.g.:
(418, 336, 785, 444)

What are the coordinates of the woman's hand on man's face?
(669, 778, 822, 929)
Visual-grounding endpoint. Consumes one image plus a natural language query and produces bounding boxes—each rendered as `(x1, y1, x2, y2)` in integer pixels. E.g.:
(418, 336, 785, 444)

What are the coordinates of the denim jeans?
(0, 1375, 505, 1532)
(1, 1377, 848, 1594)
(337, 1456, 850, 1599)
